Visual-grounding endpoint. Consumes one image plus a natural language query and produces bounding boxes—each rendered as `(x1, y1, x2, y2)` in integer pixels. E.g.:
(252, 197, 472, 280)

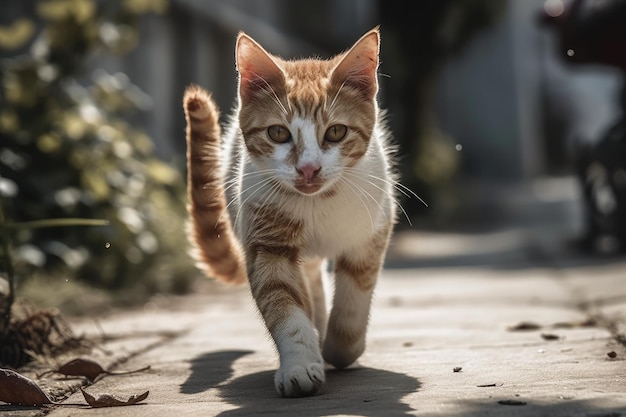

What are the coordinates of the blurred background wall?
(5, 0, 622, 212)
(95, 0, 624, 226)
(1, 0, 624, 303)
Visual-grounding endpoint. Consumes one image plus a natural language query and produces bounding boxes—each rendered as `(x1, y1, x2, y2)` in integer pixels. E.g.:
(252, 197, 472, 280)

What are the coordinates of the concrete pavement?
(3, 226, 623, 417)
(3, 175, 626, 416)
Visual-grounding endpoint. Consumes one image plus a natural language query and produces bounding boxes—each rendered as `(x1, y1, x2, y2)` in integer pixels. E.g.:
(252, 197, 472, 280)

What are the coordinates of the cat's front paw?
(274, 362, 325, 397)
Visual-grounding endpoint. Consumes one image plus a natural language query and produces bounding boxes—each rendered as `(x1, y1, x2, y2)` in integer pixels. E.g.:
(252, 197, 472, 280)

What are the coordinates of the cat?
(183, 26, 402, 397)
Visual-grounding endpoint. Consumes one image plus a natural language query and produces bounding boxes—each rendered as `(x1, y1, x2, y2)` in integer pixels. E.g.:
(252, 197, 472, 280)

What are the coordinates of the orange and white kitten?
(184, 27, 399, 397)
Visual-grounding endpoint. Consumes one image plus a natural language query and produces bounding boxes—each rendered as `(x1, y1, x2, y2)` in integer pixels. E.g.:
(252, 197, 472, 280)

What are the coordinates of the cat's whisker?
(392, 182, 428, 208)
(221, 182, 263, 228)
(228, 169, 278, 195)
(251, 71, 289, 115)
(258, 177, 284, 212)
(348, 167, 428, 208)
(256, 178, 299, 231)
(223, 169, 277, 194)
(343, 170, 413, 226)
(338, 176, 376, 232)
(225, 180, 261, 214)
(326, 79, 348, 113)
(237, 175, 276, 206)
(342, 172, 394, 227)
(365, 174, 412, 199)
(228, 175, 277, 228)
(244, 176, 283, 212)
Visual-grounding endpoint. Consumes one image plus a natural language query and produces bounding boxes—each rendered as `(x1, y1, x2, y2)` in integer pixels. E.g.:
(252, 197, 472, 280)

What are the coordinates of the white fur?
(224, 113, 394, 396)
(292, 117, 322, 170)
(229, 120, 393, 257)
(272, 308, 325, 397)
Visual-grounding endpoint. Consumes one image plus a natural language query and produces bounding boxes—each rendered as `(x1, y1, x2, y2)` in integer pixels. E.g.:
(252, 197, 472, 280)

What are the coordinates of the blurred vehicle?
(541, 0, 626, 253)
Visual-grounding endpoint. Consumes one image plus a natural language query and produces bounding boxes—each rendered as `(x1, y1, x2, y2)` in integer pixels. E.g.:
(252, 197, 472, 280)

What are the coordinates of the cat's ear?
(331, 26, 380, 100)
(236, 32, 286, 102)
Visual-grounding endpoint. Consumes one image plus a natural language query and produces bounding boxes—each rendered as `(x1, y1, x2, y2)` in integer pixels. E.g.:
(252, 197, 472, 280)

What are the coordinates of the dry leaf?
(0, 368, 54, 406)
(39, 358, 105, 381)
(80, 388, 149, 408)
(39, 358, 150, 381)
(453, 367, 462, 373)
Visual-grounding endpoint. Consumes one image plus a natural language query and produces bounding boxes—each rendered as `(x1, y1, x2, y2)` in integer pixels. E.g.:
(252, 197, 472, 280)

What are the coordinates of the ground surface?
(2, 177, 625, 416)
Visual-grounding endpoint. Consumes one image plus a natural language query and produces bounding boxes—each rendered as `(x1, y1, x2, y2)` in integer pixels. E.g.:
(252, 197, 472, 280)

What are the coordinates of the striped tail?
(183, 85, 247, 284)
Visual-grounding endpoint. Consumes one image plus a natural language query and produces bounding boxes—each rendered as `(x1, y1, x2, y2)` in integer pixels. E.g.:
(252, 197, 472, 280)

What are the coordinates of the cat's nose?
(296, 163, 321, 181)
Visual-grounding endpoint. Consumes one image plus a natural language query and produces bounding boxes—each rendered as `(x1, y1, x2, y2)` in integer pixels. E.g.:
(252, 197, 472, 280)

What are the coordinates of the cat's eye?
(324, 124, 347, 142)
(267, 125, 292, 143)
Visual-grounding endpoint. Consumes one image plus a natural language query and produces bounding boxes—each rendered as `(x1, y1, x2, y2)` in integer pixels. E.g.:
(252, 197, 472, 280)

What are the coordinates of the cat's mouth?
(294, 179, 324, 195)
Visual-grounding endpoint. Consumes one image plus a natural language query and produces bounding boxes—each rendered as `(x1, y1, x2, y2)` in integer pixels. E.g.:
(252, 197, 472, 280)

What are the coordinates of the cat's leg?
(248, 250, 325, 397)
(322, 227, 391, 369)
(302, 257, 328, 341)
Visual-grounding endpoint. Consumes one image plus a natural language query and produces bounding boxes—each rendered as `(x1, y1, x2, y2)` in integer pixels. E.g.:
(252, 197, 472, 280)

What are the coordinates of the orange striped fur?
(184, 26, 404, 397)
(183, 86, 246, 284)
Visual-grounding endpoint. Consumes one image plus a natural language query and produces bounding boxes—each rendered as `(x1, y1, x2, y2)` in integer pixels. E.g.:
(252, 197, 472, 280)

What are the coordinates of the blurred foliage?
(0, 0, 196, 297)
(379, 0, 506, 221)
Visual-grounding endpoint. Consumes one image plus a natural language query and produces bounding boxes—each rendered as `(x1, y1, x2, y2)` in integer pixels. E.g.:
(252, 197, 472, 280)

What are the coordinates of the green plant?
(0, 0, 196, 299)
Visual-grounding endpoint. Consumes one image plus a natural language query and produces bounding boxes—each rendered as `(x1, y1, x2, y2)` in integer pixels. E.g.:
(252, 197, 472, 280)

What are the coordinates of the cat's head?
(236, 27, 380, 196)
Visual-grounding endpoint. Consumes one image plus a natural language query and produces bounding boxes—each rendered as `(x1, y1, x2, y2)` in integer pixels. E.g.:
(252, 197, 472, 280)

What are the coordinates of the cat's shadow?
(180, 350, 420, 417)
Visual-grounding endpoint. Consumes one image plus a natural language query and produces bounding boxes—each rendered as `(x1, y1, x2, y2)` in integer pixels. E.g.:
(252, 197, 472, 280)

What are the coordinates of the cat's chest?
(297, 183, 392, 257)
